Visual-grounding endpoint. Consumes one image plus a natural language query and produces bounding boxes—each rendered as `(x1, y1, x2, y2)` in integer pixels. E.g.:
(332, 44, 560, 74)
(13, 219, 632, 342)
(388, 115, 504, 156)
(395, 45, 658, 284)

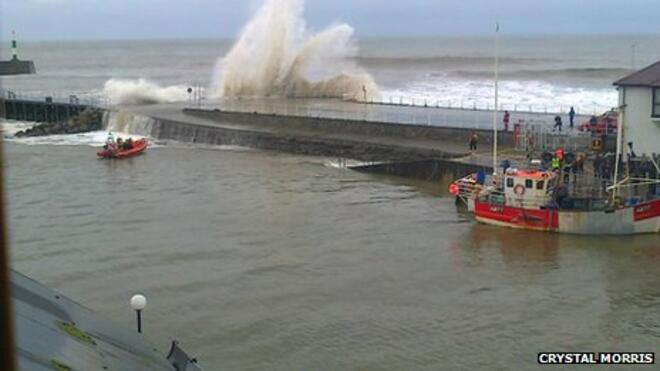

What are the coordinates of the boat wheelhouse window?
(490, 194, 505, 205)
(525, 179, 533, 188)
(536, 180, 544, 190)
(506, 178, 514, 188)
(654, 88, 660, 118)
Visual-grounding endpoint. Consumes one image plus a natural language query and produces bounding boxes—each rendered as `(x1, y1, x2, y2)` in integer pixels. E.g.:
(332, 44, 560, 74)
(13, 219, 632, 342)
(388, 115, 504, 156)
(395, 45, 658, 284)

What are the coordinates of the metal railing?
(199, 97, 600, 131)
(356, 94, 611, 117)
(513, 118, 595, 153)
(1, 89, 112, 108)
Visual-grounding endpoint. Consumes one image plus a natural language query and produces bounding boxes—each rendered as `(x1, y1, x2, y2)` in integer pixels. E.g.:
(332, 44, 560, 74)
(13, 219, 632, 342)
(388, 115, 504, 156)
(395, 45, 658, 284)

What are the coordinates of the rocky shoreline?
(14, 108, 104, 137)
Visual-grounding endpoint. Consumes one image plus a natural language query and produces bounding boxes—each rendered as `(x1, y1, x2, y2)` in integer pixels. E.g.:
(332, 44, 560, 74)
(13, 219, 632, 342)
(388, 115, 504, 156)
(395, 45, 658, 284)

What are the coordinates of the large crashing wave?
(102, 79, 189, 105)
(211, 0, 379, 101)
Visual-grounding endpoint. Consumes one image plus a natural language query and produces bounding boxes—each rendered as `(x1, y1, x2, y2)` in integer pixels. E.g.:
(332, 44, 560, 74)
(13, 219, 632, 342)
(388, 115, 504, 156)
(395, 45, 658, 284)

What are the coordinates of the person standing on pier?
(469, 132, 479, 153)
(553, 115, 563, 132)
(503, 110, 510, 131)
(569, 107, 576, 129)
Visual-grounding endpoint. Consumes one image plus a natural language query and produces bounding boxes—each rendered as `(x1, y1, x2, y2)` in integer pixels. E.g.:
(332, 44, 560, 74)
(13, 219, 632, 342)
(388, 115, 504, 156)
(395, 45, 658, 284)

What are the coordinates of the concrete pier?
(0, 58, 36, 75)
(112, 102, 510, 162)
(188, 97, 591, 130)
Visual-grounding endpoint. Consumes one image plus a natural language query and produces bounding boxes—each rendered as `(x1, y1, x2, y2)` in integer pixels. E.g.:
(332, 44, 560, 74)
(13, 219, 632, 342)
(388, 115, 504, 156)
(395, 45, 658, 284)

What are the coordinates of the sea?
(2, 35, 660, 370)
(2, 34, 660, 112)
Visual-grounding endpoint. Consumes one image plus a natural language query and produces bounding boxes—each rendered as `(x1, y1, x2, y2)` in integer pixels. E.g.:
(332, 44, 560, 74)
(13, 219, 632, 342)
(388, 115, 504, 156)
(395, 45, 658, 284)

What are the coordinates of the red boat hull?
(474, 201, 559, 231)
(474, 198, 660, 235)
(97, 138, 148, 159)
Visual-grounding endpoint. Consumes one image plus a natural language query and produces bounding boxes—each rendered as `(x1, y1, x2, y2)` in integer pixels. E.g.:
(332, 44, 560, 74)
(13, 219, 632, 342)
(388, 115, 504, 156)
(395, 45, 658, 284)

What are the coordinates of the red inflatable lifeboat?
(97, 138, 148, 159)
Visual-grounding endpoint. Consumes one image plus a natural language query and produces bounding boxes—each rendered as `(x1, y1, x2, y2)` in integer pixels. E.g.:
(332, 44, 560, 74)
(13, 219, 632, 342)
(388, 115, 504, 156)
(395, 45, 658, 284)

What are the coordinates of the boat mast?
(492, 22, 500, 174)
(612, 92, 625, 201)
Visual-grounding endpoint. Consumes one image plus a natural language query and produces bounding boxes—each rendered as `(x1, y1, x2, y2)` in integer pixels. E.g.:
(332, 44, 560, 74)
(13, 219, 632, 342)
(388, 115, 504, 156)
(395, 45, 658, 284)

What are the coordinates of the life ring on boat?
(448, 183, 459, 196)
(513, 184, 525, 196)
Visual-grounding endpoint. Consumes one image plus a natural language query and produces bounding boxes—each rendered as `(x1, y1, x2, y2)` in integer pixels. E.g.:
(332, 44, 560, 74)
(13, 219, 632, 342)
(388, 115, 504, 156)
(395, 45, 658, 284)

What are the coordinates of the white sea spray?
(102, 78, 189, 105)
(211, 0, 379, 101)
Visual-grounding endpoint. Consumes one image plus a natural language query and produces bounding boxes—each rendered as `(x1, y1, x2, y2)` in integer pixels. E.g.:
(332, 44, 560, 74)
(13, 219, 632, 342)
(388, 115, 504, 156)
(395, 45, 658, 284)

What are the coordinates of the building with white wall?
(614, 61, 660, 156)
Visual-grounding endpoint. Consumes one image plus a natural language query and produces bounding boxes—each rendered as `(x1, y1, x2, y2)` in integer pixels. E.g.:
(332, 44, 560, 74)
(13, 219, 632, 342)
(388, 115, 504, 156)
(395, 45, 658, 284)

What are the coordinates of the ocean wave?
(450, 67, 633, 81)
(380, 79, 618, 114)
(354, 56, 553, 68)
(102, 78, 189, 105)
(211, 0, 379, 101)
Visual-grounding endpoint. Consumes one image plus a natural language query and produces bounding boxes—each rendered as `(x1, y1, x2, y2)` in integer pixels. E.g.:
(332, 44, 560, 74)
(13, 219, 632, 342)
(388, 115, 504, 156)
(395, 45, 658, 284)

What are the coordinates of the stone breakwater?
(14, 109, 104, 137)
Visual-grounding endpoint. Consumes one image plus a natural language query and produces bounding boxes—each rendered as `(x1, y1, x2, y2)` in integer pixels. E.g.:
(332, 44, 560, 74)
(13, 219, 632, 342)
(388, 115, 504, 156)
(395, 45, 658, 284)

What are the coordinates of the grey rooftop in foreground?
(12, 270, 202, 371)
(614, 60, 660, 87)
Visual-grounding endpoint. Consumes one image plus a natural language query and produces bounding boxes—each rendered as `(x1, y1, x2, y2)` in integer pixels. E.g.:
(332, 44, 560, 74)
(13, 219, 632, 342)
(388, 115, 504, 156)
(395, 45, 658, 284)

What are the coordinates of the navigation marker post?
(11, 30, 18, 60)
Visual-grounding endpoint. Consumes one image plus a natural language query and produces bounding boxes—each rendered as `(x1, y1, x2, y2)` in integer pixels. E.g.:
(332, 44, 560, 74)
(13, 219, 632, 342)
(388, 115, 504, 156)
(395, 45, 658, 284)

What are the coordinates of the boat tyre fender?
(513, 184, 525, 196)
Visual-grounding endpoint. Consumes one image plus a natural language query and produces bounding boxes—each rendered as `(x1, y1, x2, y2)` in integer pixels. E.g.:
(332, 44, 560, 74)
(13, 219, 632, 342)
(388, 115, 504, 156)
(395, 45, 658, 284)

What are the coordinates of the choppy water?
(3, 35, 660, 112)
(5, 141, 660, 370)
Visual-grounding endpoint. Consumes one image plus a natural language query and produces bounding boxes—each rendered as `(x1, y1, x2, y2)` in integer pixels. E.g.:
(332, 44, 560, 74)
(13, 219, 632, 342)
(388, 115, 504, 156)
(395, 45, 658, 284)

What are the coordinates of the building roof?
(12, 270, 202, 371)
(614, 60, 660, 87)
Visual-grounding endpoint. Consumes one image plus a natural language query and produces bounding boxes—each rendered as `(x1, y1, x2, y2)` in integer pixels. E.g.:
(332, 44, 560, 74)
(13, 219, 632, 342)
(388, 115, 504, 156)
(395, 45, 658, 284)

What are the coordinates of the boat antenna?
(612, 101, 625, 201)
(492, 21, 500, 175)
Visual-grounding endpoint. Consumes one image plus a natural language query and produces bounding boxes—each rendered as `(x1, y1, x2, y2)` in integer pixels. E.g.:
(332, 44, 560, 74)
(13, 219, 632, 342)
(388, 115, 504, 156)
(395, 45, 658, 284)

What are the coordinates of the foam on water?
(1, 121, 252, 151)
(1, 120, 145, 147)
(2, 130, 141, 148)
(381, 79, 618, 114)
(0, 121, 35, 138)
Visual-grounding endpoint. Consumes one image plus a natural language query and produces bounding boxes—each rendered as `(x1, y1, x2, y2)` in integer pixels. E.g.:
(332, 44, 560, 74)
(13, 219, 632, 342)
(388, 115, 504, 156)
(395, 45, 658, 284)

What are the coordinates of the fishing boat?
(451, 167, 660, 235)
(97, 138, 148, 159)
(448, 23, 660, 235)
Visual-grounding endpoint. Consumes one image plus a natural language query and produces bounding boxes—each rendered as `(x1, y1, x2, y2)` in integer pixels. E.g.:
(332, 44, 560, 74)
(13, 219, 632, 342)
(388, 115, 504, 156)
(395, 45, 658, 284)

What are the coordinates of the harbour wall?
(106, 110, 466, 162)
(106, 109, 491, 181)
(183, 108, 514, 147)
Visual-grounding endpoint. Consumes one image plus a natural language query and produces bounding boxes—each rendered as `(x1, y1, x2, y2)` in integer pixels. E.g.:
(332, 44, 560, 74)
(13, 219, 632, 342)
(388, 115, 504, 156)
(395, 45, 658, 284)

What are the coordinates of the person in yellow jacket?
(551, 156, 561, 171)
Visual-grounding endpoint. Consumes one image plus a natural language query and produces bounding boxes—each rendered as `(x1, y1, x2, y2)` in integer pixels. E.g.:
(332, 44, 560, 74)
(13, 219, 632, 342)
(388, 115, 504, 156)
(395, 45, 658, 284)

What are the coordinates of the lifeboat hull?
(97, 139, 148, 159)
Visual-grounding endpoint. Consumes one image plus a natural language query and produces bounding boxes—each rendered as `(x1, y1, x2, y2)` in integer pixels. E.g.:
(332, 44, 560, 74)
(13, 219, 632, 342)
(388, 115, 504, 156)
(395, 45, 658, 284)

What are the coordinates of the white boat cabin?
(502, 169, 557, 209)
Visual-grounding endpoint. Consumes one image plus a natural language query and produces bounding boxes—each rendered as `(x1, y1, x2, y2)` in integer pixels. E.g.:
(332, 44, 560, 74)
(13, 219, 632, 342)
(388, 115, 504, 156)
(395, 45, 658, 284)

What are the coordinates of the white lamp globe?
(130, 294, 147, 311)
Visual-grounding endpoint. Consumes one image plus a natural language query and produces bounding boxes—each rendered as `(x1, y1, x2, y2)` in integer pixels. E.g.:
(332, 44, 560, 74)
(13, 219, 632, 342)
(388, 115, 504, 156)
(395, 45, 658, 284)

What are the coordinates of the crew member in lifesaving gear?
(104, 132, 117, 156)
(551, 156, 561, 171)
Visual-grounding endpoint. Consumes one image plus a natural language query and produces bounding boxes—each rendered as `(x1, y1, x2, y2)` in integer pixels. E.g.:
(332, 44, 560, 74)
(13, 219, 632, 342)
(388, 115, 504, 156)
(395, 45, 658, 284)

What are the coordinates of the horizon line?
(2, 31, 659, 43)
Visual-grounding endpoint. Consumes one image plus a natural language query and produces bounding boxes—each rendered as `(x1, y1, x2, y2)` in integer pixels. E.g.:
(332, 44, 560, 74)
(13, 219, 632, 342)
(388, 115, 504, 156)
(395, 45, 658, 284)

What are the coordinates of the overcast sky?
(2, 0, 660, 41)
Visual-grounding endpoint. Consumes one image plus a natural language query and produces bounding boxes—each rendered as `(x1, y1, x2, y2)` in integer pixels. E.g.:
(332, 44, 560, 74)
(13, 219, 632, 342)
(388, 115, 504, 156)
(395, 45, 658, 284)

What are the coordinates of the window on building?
(654, 88, 660, 118)
(506, 178, 514, 188)
(525, 179, 533, 188)
(536, 180, 545, 190)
